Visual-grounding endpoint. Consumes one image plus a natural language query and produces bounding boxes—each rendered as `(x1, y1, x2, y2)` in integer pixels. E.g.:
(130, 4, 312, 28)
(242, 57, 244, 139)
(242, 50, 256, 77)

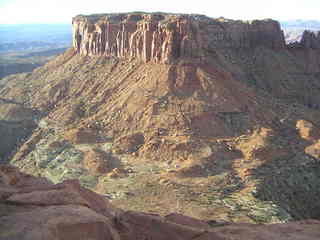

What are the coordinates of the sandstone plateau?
(1, 12, 320, 236)
(72, 13, 285, 63)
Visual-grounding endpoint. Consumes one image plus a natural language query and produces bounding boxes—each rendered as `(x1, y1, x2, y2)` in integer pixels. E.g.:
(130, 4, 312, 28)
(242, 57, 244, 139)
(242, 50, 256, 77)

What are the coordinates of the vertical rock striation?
(300, 30, 320, 49)
(72, 13, 286, 63)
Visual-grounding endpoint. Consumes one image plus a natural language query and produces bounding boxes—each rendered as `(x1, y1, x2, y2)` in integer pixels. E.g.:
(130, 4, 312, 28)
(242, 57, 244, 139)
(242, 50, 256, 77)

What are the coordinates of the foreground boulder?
(1, 164, 319, 240)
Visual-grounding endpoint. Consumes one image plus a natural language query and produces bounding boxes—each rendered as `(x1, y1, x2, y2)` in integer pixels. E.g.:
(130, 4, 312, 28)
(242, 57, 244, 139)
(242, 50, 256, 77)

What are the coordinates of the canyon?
(1, 12, 320, 238)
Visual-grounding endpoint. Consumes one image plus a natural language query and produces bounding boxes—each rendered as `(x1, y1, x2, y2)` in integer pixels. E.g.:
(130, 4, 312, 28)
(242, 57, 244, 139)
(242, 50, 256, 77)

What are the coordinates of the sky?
(0, 0, 319, 24)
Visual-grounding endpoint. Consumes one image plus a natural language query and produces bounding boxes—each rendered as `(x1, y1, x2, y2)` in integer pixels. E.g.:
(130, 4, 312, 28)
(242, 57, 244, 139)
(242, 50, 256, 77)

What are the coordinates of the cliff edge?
(2, 12, 320, 224)
(72, 13, 285, 63)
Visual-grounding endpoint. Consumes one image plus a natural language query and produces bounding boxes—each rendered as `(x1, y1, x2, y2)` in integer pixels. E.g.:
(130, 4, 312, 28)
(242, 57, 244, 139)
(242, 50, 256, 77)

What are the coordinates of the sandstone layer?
(1, 12, 320, 224)
(298, 30, 320, 48)
(72, 13, 285, 63)
(1, 165, 320, 240)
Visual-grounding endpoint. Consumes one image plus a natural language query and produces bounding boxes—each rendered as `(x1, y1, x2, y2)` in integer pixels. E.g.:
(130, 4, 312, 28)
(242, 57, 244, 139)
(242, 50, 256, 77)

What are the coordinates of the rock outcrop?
(286, 30, 320, 49)
(300, 30, 320, 49)
(1, 164, 320, 240)
(72, 13, 285, 63)
(2, 11, 320, 227)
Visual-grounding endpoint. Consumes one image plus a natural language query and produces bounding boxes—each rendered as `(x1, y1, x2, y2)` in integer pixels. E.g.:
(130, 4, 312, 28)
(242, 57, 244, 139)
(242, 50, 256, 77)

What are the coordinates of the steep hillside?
(1, 13, 320, 223)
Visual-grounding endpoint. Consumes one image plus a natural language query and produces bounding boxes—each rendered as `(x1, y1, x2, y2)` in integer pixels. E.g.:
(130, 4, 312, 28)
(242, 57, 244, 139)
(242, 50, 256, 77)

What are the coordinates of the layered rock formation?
(2, 12, 320, 226)
(1, 165, 320, 240)
(287, 30, 320, 48)
(72, 13, 285, 63)
(300, 30, 320, 48)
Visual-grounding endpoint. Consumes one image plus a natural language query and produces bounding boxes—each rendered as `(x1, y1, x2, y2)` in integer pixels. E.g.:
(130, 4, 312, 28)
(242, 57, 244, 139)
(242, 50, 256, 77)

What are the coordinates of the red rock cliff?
(72, 13, 286, 63)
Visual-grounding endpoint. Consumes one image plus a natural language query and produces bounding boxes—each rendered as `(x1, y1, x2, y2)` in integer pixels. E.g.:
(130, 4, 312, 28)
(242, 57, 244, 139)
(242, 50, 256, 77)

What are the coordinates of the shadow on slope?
(251, 125, 320, 220)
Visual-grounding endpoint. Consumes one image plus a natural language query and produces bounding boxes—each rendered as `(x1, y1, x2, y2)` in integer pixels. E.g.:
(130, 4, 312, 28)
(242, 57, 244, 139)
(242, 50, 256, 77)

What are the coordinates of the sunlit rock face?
(72, 13, 285, 63)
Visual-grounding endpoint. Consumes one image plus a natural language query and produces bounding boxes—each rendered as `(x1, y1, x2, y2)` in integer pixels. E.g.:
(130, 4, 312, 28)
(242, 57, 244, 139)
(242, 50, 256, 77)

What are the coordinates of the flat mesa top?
(73, 12, 214, 23)
(72, 12, 277, 24)
(72, 12, 274, 25)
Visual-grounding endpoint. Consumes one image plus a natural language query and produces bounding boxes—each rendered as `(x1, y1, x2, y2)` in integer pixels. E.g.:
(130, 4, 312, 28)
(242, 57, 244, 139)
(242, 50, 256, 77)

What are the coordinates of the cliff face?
(3, 12, 320, 225)
(72, 13, 285, 63)
(300, 30, 320, 49)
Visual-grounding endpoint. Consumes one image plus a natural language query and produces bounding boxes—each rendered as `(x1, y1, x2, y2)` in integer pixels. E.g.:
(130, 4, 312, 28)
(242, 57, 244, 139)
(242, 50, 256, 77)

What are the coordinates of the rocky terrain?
(73, 14, 285, 62)
(1, 12, 320, 229)
(1, 164, 320, 239)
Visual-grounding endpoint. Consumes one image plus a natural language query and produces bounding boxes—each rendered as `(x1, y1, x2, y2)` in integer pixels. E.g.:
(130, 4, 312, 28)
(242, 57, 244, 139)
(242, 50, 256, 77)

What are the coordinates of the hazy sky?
(0, 0, 319, 24)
